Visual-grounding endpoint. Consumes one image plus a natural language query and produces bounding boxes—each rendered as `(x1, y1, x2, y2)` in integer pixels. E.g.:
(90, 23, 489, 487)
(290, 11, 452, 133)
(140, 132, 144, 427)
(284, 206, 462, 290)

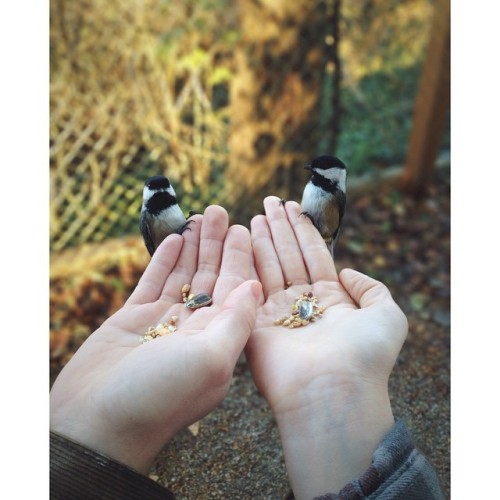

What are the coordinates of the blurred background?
(50, 0, 450, 496)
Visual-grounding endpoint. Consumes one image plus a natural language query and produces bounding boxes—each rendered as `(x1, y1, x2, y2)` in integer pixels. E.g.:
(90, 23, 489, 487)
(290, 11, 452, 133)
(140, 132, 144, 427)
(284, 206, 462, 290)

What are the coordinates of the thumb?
(339, 268, 394, 309)
(340, 268, 408, 348)
(205, 280, 262, 359)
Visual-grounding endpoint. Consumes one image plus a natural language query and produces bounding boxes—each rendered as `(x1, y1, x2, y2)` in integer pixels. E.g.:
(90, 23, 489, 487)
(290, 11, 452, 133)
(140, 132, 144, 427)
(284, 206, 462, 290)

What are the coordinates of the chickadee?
(140, 175, 192, 256)
(300, 155, 347, 256)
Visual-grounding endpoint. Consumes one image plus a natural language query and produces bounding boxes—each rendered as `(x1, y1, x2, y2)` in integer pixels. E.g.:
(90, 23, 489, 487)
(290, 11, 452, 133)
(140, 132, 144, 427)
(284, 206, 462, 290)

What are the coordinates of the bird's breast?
(150, 206, 186, 245)
(301, 183, 339, 238)
(301, 183, 332, 212)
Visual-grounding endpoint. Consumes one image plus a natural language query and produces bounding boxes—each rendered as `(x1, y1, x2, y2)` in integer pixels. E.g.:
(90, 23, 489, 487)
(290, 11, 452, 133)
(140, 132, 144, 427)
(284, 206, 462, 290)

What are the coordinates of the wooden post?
(401, 0, 450, 195)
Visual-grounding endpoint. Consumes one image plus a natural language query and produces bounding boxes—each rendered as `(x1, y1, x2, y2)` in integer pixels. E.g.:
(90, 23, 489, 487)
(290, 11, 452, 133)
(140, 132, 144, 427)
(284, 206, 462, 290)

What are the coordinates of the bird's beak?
(304, 164, 313, 172)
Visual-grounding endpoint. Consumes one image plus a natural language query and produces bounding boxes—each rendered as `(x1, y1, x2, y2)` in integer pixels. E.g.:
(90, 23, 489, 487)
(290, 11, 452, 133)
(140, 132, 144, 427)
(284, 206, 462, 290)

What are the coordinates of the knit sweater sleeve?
(312, 420, 444, 500)
(50, 431, 175, 500)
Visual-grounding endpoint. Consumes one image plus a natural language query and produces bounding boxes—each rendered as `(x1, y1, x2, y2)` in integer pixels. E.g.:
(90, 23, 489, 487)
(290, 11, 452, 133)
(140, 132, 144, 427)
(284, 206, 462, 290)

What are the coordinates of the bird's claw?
(177, 220, 194, 235)
(299, 211, 319, 231)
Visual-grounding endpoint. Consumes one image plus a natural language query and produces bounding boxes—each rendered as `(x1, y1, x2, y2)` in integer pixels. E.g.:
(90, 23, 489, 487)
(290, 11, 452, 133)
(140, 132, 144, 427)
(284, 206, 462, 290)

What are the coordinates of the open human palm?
(246, 197, 407, 415)
(50, 206, 261, 473)
(244, 196, 409, 498)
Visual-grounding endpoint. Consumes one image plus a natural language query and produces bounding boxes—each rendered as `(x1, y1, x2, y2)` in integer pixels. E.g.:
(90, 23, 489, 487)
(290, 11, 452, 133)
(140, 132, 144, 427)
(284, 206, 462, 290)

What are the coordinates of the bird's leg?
(188, 210, 200, 218)
(279, 199, 288, 206)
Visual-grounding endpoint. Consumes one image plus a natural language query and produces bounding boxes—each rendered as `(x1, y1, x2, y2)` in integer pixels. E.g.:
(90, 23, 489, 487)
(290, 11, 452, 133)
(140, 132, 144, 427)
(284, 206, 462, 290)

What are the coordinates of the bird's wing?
(324, 203, 340, 241)
(330, 191, 346, 254)
(337, 190, 346, 222)
(140, 216, 156, 256)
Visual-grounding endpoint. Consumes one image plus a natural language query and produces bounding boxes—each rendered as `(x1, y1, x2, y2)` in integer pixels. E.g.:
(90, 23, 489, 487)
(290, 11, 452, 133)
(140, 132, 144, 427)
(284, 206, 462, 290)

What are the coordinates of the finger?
(284, 200, 339, 282)
(263, 196, 309, 285)
(204, 280, 261, 362)
(126, 234, 184, 305)
(189, 205, 229, 296)
(160, 213, 203, 303)
(339, 268, 394, 308)
(249, 254, 260, 281)
(212, 224, 252, 303)
(251, 214, 285, 296)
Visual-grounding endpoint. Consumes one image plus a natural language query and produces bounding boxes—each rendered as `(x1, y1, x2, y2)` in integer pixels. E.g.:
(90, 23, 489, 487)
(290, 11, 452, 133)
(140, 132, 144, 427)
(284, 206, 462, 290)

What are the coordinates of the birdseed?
(181, 284, 191, 303)
(141, 316, 179, 343)
(274, 292, 324, 329)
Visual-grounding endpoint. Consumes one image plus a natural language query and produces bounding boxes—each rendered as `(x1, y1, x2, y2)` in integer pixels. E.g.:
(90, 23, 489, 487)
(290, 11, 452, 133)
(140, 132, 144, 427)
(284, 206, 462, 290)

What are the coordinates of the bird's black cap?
(145, 175, 171, 190)
(308, 155, 346, 170)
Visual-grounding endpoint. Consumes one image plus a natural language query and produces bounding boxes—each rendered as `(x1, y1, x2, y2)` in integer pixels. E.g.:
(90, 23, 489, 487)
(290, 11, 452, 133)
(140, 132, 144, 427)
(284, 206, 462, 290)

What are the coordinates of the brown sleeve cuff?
(50, 431, 175, 499)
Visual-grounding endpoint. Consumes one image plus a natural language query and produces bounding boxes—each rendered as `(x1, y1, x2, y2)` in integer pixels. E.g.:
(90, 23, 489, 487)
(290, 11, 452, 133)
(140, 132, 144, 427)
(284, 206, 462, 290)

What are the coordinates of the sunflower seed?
(185, 293, 213, 309)
(296, 298, 314, 320)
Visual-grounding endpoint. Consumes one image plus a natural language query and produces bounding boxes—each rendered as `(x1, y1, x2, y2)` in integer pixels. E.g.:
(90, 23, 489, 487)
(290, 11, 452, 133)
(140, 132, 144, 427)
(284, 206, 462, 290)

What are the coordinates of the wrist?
(50, 408, 169, 474)
(273, 376, 394, 500)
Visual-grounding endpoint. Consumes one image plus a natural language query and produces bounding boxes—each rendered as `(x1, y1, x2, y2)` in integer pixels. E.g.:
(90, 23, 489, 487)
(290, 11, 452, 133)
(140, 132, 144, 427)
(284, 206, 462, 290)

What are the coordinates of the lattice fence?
(50, 0, 234, 252)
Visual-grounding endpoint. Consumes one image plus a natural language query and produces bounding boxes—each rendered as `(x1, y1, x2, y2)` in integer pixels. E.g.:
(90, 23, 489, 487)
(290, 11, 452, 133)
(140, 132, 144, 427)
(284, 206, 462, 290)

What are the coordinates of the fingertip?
(207, 280, 260, 351)
(338, 268, 359, 292)
(338, 267, 357, 281)
(187, 213, 203, 225)
(198, 204, 229, 246)
(263, 195, 282, 204)
(339, 268, 390, 307)
(227, 223, 250, 239)
(339, 267, 368, 281)
(263, 195, 283, 211)
(203, 204, 229, 221)
(251, 213, 266, 226)
(283, 199, 302, 216)
(228, 279, 262, 305)
(248, 279, 263, 303)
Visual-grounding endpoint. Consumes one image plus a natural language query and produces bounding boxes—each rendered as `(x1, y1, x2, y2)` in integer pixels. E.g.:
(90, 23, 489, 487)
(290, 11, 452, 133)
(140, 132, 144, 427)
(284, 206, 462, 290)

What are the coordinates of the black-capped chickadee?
(140, 175, 192, 256)
(300, 155, 347, 256)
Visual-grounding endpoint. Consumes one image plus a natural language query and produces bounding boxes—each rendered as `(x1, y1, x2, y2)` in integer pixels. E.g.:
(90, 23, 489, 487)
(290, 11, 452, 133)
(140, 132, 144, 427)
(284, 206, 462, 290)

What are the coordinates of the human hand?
(246, 196, 408, 499)
(50, 206, 261, 474)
